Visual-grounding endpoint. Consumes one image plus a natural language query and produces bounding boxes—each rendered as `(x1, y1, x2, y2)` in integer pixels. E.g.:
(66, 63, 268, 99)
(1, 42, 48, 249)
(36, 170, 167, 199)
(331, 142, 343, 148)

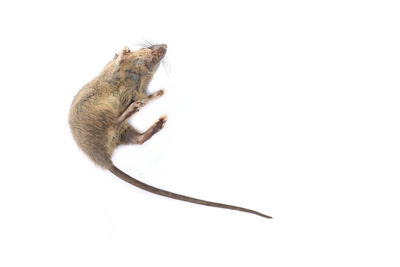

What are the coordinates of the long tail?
(109, 165, 272, 219)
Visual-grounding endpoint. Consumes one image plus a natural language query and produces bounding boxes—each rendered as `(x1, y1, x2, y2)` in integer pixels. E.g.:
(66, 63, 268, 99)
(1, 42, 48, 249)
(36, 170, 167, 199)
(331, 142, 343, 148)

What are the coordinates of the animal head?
(117, 44, 167, 74)
(99, 44, 167, 87)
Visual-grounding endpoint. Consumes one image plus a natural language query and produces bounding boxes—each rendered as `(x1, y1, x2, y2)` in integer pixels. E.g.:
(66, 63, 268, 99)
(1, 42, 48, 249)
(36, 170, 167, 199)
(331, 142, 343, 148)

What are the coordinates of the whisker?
(129, 37, 156, 50)
(161, 55, 173, 76)
(130, 42, 148, 49)
(141, 37, 156, 48)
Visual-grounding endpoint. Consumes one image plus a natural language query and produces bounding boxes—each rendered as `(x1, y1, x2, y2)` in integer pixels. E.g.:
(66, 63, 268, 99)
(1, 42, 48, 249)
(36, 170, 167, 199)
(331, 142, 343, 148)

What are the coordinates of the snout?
(145, 44, 168, 71)
(151, 44, 167, 58)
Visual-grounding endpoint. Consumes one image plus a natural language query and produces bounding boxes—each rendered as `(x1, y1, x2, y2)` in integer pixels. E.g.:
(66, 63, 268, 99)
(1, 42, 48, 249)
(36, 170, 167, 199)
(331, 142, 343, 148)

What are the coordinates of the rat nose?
(152, 44, 167, 57)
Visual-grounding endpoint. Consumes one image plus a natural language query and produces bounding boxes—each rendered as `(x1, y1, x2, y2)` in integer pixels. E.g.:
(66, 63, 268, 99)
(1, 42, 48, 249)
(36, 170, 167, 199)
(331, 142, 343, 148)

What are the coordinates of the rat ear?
(115, 46, 131, 63)
(121, 46, 131, 56)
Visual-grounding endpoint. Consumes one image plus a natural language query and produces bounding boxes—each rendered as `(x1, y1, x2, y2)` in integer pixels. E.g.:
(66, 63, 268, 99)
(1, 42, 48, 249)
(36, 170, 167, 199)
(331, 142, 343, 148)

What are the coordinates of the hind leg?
(118, 115, 167, 145)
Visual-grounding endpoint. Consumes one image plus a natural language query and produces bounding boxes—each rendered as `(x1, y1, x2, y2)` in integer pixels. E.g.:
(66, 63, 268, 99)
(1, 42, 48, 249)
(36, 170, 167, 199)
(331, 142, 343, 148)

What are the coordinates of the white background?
(1, 0, 399, 266)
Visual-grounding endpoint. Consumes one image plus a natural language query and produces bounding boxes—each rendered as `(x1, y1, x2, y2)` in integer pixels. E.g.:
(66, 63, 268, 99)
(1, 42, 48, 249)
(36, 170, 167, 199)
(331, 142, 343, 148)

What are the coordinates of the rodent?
(68, 44, 272, 219)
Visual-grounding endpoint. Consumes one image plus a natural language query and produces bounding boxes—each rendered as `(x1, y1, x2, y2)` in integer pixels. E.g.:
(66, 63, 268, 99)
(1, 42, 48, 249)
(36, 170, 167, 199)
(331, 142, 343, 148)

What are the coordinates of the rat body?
(69, 44, 272, 219)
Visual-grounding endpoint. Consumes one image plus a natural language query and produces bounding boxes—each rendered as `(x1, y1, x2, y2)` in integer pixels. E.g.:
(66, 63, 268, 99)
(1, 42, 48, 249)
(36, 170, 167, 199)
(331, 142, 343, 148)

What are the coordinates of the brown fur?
(69, 44, 272, 219)
(69, 45, 165, 168)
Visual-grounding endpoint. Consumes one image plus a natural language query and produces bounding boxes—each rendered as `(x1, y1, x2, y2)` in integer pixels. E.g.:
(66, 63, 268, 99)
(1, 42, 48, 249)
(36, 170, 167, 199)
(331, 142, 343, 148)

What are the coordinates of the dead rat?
(68, 44, 272, 219)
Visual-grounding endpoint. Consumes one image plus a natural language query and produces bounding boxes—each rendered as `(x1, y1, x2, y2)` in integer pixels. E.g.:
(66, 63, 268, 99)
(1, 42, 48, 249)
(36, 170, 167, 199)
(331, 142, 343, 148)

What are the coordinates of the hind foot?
(117, 115, 168, 145)
(136, 115, 167, 144)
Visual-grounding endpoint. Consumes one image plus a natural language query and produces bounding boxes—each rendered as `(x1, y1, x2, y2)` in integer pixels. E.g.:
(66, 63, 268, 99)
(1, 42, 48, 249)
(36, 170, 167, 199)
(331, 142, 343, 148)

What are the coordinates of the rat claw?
(149, 89, 165, 100)
(134, 115, 168, 145)
(152, 115, 167, 134)
(156, 89, 165, 97)
(158, 114, 168, 128)
(150, 115, 168, 134)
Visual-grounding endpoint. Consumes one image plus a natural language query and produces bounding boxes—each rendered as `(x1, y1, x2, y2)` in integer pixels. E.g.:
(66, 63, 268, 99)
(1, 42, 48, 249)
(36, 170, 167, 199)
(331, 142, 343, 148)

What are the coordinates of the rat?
(68, 44, 272, 219)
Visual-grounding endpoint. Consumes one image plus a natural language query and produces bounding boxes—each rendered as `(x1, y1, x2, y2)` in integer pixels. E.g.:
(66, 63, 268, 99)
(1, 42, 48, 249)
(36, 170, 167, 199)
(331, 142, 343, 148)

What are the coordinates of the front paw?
(149, 89, 165, 100)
